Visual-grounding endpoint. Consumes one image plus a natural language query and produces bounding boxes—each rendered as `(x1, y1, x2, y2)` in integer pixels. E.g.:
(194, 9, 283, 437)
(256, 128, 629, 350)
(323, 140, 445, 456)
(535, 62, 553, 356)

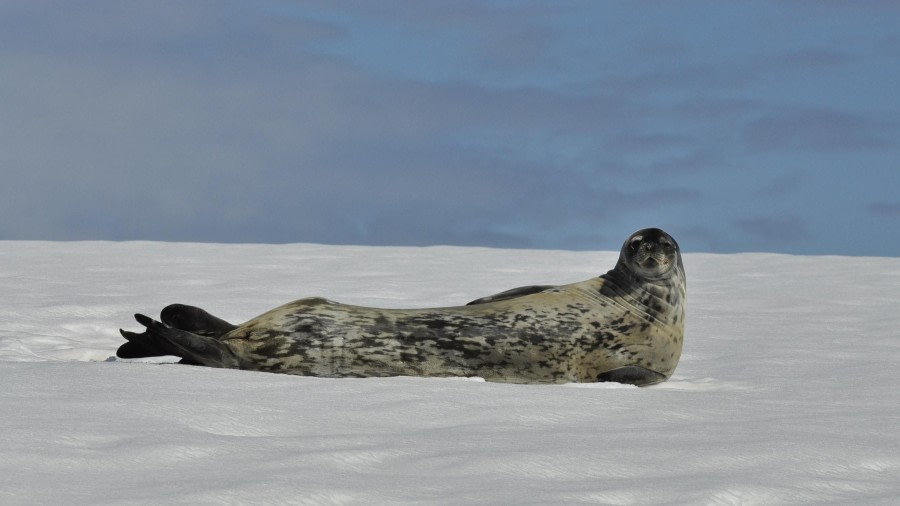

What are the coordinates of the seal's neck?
(598, 263, 685, 325)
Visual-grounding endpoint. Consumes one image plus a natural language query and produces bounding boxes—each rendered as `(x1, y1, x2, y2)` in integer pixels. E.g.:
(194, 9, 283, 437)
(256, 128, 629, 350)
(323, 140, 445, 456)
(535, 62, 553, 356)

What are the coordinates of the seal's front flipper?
(117, 314, 240, 369)
(596, 366, 667, 387)
(160, 304, 237, 337)
(466, 285, 556, 305)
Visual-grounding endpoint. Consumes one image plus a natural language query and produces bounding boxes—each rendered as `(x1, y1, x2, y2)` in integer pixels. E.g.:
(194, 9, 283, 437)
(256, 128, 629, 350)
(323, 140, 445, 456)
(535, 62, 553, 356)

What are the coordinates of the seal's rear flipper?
(117, 314, 240, 369)
(596, 366, 667, 387)
(160, 304, 237, 337)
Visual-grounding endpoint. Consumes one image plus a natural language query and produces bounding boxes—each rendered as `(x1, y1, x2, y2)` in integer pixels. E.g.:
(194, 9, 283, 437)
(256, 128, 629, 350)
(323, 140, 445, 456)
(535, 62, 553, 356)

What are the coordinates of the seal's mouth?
(634, 249, 670, 270)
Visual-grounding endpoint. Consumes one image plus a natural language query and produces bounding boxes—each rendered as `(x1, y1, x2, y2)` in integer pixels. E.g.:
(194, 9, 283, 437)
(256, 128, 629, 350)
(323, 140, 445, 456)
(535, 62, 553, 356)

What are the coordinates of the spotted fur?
(118, 228, 685, 386)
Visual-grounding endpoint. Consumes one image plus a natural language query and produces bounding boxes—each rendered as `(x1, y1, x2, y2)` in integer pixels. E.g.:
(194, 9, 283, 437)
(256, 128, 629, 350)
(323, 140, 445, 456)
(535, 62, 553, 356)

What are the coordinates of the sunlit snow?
(1, 241, 898, 504)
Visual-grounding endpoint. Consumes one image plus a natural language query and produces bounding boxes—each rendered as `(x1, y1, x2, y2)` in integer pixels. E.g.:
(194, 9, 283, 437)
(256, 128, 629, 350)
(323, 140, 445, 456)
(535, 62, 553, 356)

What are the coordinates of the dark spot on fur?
(294, 323, 317, 334)
(567, 304, 590, 315)
(594, 331, 617, 342)
(513, 314, 532, 324)
(400, 350, 427, 363)
(423, 319, 450, 330)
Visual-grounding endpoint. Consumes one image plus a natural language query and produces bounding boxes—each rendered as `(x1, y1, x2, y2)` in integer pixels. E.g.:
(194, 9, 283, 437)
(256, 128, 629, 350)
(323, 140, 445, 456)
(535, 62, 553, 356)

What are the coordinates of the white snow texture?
(1, 241, 898, 505)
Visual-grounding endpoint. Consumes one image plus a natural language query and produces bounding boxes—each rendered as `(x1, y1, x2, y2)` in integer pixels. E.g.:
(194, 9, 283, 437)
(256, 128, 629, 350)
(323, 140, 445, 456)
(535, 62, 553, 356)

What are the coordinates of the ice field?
(1, 241, 898, 504)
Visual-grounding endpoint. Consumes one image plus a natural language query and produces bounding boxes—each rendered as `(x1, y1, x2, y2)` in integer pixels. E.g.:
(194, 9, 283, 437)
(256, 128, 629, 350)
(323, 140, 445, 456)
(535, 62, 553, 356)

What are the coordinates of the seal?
(117, 228, 685, 386)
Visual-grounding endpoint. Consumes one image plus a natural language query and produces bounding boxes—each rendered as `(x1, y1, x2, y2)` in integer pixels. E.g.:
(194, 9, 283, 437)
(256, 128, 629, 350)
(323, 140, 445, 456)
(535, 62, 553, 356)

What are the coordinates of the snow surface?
(1, 241, 898, 505)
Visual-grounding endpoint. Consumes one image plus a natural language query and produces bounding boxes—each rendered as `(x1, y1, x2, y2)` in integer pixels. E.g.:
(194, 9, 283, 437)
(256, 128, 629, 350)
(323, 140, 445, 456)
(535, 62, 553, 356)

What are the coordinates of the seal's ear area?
(652, 229, 680, 253)
(626, 228, 679, 250)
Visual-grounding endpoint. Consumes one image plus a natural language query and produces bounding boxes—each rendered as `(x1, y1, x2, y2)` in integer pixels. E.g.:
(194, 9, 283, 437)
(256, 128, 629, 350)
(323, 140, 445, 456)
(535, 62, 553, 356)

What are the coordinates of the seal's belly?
(227, 296, 678, 383)
(290, 305, 582, 383)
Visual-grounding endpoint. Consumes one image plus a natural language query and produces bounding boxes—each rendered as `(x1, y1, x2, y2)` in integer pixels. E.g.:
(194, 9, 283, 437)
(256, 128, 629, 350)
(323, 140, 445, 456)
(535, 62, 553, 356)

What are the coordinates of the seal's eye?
(629, 237, 642, 251)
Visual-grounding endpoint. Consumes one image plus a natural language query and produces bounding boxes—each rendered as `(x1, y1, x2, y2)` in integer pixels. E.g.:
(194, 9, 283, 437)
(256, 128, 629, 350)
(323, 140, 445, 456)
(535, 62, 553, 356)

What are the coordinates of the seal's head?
(618, 228, 683, 282)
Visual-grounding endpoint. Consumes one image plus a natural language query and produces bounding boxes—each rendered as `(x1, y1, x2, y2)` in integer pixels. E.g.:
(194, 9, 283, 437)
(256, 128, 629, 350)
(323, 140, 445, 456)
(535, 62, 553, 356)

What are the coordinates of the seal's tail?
(117, 314, 240, 369)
